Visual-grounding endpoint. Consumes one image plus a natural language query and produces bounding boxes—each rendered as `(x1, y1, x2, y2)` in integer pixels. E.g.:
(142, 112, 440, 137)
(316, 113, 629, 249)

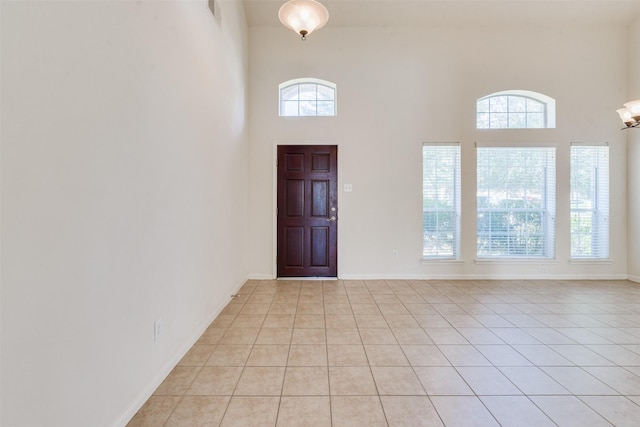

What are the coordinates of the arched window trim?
(477, 90, 556, 129)
(279, 78, 337, 117)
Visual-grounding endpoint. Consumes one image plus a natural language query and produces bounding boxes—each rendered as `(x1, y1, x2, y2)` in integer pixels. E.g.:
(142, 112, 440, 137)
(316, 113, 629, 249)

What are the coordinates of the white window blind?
(279, 78, 336, 117)
(423, 144, 461, 258)
(477, 147, 556, 258)
(570, 144, 609, 259)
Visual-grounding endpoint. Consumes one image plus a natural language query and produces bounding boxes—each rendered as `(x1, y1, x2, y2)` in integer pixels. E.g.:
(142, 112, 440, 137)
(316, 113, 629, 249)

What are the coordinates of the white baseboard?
(338, 273, 630, 281)
(627, 274, 640, 283)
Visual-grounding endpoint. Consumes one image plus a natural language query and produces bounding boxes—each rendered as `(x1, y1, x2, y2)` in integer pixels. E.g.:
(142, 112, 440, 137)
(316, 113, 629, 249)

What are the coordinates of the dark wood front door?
(277, 145, 338, 277)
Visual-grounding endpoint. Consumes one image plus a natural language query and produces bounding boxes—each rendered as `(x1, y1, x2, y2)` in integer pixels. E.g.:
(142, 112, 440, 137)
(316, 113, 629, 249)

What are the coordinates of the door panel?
(277, 145, 338, 277)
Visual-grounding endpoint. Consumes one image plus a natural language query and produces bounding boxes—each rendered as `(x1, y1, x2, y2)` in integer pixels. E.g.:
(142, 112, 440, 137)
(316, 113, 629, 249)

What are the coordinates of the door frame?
(272, 141, 341, 279)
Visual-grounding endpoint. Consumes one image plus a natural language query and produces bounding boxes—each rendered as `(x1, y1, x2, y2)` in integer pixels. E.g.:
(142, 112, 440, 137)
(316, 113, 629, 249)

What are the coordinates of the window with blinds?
(422, 144, 461, 259)
(570, 144, 609, 259)
(279, 78, 336, 117)
(477, 146, 556, 258)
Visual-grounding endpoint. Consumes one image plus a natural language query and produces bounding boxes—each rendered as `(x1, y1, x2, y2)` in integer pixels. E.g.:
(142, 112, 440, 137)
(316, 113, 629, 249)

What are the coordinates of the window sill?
(474, 258, 558, 265)
(421, 259, 464, 264)
(569, 258, 614, 265)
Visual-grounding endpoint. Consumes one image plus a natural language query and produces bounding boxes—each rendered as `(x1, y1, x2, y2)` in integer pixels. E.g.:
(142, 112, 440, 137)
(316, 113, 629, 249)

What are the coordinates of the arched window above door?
(279, 78, 337, 117)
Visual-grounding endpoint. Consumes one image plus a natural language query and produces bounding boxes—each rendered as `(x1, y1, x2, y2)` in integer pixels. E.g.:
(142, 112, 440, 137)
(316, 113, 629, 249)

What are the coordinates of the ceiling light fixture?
(617, 99, 640, 129)
(278, 0, 329, 41)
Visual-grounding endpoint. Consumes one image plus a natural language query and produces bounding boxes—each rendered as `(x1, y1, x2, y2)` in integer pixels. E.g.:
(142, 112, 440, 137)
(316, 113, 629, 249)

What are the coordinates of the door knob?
(327, 216, 336, 221)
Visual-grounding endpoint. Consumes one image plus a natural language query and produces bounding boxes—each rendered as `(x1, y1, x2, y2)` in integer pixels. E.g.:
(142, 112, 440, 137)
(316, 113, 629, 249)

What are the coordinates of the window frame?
(476, 90, 556, 129)
(422, 143, 461, 260)
(476, 145, 556, 259)
(278, 78, 337, 117)
(570, 143, 610, 260)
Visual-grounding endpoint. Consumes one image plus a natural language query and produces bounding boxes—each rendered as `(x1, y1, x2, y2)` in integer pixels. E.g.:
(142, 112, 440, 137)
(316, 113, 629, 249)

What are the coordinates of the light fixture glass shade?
(624, 99, 640, 120)
(278, 0, 329, 39)
(617, 108, 634, 126)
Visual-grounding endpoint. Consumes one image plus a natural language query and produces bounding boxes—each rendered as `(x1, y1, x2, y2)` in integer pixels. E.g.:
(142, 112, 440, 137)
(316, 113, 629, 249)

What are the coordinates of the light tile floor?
(128, 279, 640, 426)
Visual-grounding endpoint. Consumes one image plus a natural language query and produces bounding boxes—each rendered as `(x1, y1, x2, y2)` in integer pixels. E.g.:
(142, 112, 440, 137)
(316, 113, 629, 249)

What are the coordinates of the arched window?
(476, 90, 556, 129)
(279, 78, 336, 117)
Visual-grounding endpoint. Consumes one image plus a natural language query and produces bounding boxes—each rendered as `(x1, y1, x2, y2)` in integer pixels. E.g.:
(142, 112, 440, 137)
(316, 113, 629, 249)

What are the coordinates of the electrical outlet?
(154, 319, 163, 342)
(392, 250, 399, 259)
(539, 266, 548, 272)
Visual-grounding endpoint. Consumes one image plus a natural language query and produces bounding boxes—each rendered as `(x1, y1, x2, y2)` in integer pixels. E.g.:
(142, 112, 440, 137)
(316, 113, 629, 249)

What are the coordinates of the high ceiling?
(242, 0, 640, 28)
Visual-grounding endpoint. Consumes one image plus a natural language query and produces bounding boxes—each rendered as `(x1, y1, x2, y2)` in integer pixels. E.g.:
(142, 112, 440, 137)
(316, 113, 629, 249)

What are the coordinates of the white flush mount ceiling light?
(278, 0, 329, 41)
(617, 99, 640, 129)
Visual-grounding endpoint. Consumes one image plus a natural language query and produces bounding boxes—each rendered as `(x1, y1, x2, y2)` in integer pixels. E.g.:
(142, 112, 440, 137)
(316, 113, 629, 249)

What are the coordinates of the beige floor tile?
(220, 396, 280, 427)
(404, 304, 438, 315)
(262, 314, 295, 328)
(328, 344, 369, 366)
(498, 367, 570, 395)
(424, 328, 468, 344)
(219, 328, 260, 345)
(326, 328, 361, 344)
(329, 366, 377, 395)
(402, 345, 451, 366)
(541, 367, 618, 395)
(178, 344, 216, 367)
(587, 344, 640, 365)
(360, 328, 398, 345)
(524, 327, 578, 344)
(205, 345, 252, 366)
(364, 345, 410, 366)
(475, 344, 533, 366)
(165, 395, 230, 427)
(255, 328, 293, 345)
(292, 328, 326, 344)
(324, 295, 349, 304)
(325, 314, 356, 328)
(209, 315, 236, 329)
(239, 304, 271, 315)
(548, 344, 616, 366)
(431, 396, 500, 426)
(351, 303, 381, 314)
(443, 315, 484, 328)
(269, 303, 297, 314)
(324, 303, 352, 314)
(229, 314, 266, 329)
(414, 367, 473, 395)
(154, 366, 201, 395)
(456, 366, 522, 395)
(221, 304, 243, 315)
(512, 344, 574, 366)
(197, 328, 227, 345)
(288, 345, 328, 366)
(247, 345, 290, 366)
(384, 315, 421, 329)
(413, 315, 452, 328)
(371, 367, 426, 395)
(438, 344, 492, 366)
(247, 294, 275, 304)
(348, 294, 376, 304)
(480, 396, 554, 427)
(456, 328, 504, 344)
(331, 396, 387, 427)
(579, 396, 640, 427)
(126, 395, 182, 427)
(276, 396, 331, 427)
(234, 367, 285, 396)
(282, 366, 329, 395)
(378, 303, 410, 315)
(380, 396, 444, 426)
(296, 303, 324, 314)
(392, 328, 433, 345)
(294, 314, 325, 329)
(186, 366, 243, 395)
(490, 328, 541, 344)
(355, 314, 389, 328)
(530, 396, 612, 427)
(584, 366, 640, 395)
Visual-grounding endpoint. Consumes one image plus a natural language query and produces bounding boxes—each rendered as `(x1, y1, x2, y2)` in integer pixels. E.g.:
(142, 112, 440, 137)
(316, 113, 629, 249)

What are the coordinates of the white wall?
(628, 15, 640, 282)
(248, 23, 628, 280)
(1, 1, 248, 426)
